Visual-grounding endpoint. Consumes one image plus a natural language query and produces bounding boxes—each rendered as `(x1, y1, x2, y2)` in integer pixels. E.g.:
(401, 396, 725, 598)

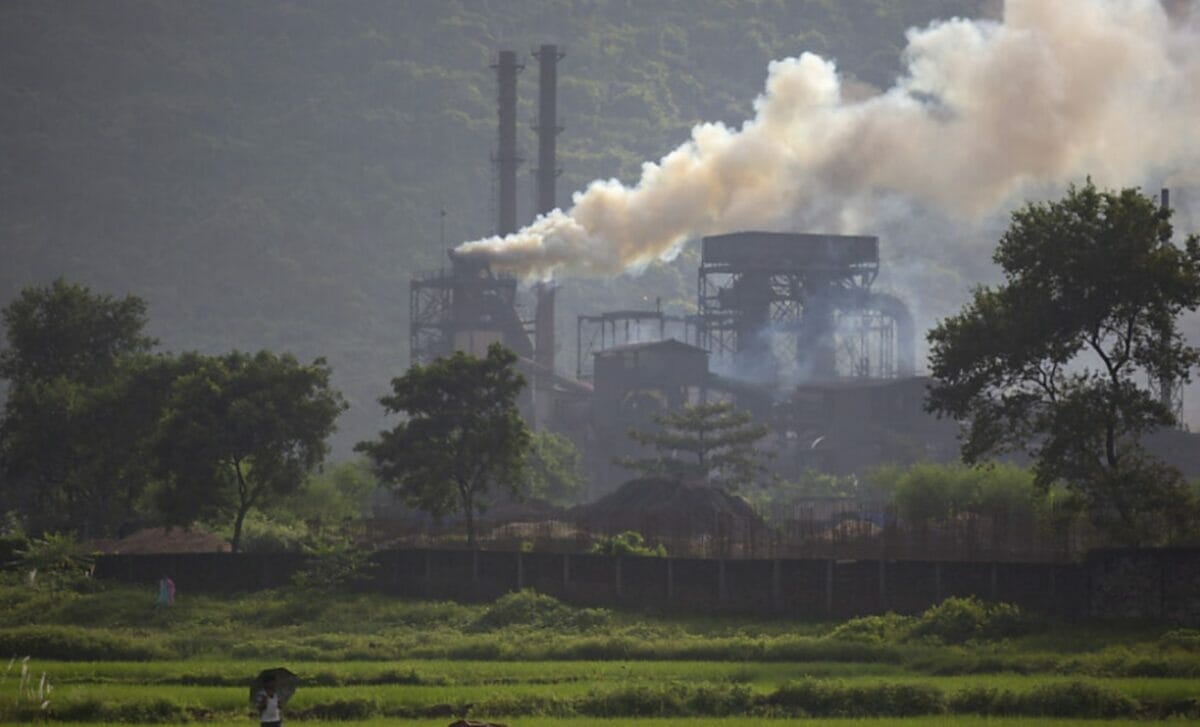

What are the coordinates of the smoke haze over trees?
(3, 0, 1199, 453)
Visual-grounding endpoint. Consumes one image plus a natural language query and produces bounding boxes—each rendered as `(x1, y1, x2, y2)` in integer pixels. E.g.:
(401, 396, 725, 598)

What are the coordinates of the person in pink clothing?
(156, 575, 175, 606)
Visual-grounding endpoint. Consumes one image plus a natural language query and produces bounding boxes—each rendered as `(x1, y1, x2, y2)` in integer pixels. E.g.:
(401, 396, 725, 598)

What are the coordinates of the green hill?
(0, 0, 985, 452)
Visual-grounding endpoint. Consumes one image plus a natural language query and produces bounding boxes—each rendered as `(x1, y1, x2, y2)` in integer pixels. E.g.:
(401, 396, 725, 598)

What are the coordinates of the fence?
(350, 507, 1086, 563)
(92, 547, 1200, 624)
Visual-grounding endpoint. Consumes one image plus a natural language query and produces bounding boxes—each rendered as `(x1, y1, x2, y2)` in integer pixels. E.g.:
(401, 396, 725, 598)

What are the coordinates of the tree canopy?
(620, 401, 770, 491)
(0, 279, 165, 536)
(357, 343, 531, 548)
(153, 350, 346, 552)
(927, 182, 1200, 544)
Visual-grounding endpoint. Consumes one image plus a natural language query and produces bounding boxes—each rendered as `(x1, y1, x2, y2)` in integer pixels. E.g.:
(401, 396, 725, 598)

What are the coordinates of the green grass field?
(3, 720, 1180, 727)
(1, 578, 1197, 724)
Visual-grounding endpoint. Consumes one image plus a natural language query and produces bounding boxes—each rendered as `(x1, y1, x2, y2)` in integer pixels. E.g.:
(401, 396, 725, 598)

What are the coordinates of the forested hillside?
(1, 1, 987, 453)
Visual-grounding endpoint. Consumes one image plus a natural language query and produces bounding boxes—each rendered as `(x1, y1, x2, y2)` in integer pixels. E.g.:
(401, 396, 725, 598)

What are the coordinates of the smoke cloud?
(456, 0, 1200, 281)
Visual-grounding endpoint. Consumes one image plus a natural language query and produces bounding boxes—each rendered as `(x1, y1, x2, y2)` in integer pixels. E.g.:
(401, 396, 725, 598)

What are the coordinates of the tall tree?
(0, 278, 155, 385)
(0, 279, 161, 536)
(927, 182, 1200, 544)
(620, 401, 770, 491)
(357, 343, 531, 549)
(153, 351, 345, 552)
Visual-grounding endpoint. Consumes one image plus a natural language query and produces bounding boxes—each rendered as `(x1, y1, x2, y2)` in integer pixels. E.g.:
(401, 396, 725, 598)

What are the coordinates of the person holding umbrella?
(251, 668, 297, 727)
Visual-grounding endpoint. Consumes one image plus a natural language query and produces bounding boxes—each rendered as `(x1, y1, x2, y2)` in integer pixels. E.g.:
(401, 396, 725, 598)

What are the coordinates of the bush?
(908, 596, 1037, 644)
(1159, 628, 1200, 651)
(589, 531, 666, 557)
(827, 613, 912, 643)
(231, 512, 311, 552)
(1022, 681, 1139, 718)
(471, 590, 609, 632)
(951, 681, 1139, 718)
(766, 680, 946, 717)
(290, 545, 375, 590)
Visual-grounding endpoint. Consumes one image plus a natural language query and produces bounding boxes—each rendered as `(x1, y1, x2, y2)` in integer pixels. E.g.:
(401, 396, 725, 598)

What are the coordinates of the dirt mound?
(572, 477, 762, 536)
(91, 527, 231, 554)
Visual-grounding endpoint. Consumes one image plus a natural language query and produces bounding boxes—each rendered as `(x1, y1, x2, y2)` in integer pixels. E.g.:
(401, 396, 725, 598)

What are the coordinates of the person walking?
(255, 675, 283, 727)
(156, 575, 175, 607)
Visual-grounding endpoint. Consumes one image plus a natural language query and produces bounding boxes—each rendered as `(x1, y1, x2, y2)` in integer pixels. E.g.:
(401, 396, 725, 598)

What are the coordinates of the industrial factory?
(408, 45, 961, 498)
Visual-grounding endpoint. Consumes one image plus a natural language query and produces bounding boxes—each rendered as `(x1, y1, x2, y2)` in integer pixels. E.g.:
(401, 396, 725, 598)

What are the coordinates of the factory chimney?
(492, 50, 523, 236)
(533, 45, 563, 378)
(533, 44, 563, 216)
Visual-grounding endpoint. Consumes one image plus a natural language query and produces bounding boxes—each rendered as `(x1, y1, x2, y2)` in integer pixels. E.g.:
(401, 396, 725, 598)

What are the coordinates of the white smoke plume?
(456, 0, 1200, 281)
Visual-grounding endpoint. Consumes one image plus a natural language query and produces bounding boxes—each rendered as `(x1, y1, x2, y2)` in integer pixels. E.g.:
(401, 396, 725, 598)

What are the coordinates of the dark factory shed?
(588, 339, 710, 497)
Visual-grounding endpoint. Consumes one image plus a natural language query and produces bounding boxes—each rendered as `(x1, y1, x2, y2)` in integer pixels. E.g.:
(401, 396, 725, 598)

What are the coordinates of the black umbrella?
(249, 667, 298, 707)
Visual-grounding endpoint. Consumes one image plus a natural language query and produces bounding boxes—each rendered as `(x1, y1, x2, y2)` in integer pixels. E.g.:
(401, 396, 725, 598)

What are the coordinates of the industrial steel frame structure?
(696, 231, 912, 379)
(575, 309, 702, 379)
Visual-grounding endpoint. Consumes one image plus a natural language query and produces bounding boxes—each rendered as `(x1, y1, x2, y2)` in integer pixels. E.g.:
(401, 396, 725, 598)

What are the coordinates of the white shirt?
(259, 692, 280, 722)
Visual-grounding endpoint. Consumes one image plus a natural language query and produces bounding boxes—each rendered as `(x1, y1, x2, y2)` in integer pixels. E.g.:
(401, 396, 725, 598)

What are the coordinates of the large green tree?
(927, 182, 1200, 544)
(153, 351, 345, 552)
(620, 401, 770, 491)
(357, 343, 531, 548)
(0, 279, 164, 536)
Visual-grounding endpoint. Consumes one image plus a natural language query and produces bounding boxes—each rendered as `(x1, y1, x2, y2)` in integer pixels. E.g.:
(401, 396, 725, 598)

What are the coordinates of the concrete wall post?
(879, 559, 887, 609)
(717, 559, 727, 608)
(771, 559, 782, 613)
(825, 559, 834, 616)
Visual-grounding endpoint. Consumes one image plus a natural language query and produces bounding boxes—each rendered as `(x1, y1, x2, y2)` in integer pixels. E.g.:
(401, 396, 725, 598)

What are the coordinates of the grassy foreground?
(0, 719, 1175, 727)
(0, 577, 1197, 722)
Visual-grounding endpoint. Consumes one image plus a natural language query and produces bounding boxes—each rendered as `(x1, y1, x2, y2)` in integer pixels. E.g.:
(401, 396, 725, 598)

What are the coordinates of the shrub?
(1159, 628, 1200, 651)
(952, 681, 1139, 718)
(589, 531, 666, 557)
(290, 545, 375, 590)
(1022, 681, 1139, 718)
(232, 513, 311, 552)
(827, 613, 912, 643)
(908, 596, 1037, 644)
(767, 680, 946, 717)
(470, 589, 609, 632)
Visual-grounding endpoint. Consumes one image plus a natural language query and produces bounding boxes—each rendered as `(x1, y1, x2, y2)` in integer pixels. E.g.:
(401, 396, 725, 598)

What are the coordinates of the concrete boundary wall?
(92, 547, 1199, 624)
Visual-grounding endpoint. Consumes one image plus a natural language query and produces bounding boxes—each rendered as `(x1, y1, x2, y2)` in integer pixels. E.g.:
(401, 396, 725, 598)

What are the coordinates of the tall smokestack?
(532, 45, 563, 379)
(533, 44, 563, 216)
(492, 50, 523, 236)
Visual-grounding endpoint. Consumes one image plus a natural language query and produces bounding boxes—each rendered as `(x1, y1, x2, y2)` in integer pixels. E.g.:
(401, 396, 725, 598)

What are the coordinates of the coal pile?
(572, 477, 762, 537)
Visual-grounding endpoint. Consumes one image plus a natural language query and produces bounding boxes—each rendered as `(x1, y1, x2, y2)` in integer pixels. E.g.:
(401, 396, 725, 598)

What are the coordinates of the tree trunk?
(464, 490, 477, 550)
(231, 505, 249, 554)
(231, 459, 251, 554)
